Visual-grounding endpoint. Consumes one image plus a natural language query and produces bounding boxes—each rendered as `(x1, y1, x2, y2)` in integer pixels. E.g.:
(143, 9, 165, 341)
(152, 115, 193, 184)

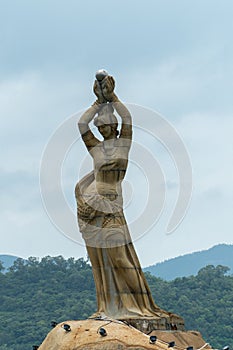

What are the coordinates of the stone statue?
(38, 71, 212, 350)
(75, 71, 183, 327)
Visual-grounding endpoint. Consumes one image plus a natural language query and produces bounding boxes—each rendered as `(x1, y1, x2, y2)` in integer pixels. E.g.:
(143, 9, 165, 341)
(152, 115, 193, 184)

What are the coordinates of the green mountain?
(144, 244, 233, 280)
(1, 244, 233, 278)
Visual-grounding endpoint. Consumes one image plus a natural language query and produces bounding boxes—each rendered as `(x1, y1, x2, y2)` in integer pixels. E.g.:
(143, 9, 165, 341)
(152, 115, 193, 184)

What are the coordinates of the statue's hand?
(93, 80, 106, 104)
(101, 76, 115, 102)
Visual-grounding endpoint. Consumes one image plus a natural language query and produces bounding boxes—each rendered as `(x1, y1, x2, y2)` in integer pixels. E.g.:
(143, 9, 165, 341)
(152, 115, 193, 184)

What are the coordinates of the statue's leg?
(86, 246, 106, 314)
(104, 243, 165, 317)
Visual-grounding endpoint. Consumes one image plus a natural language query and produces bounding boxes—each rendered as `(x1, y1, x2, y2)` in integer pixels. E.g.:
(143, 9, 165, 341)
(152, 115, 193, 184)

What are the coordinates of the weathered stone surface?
(150, 330, 211, 348)
(75, 73, 185, 322)
(119, 315, 185, 333)
(39, 319, 212, 350)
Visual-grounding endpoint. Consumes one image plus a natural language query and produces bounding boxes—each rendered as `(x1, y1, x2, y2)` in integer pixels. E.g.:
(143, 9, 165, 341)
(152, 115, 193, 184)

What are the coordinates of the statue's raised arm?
(78, 70, 132, 153)
(95, 71, 132, 141)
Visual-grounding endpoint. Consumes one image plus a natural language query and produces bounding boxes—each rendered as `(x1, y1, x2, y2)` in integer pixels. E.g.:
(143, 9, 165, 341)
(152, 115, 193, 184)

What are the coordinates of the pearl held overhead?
(95, 69, 108, 81)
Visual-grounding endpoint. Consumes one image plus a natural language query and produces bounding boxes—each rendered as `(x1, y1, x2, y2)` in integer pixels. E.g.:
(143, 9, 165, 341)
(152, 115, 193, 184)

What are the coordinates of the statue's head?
(94, 104, 119, 139)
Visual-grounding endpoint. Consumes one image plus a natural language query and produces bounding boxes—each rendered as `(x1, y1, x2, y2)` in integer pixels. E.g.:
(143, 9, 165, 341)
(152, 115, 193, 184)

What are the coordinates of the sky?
(1, 0, 233, 267)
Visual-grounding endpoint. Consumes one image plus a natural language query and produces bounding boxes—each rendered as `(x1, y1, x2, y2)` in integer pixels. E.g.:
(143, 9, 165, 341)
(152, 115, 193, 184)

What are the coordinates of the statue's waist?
(96, 181, 121, 197)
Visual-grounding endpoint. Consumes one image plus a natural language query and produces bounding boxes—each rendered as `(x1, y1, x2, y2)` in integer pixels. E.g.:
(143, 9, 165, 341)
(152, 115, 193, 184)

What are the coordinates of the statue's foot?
(88, 311, 108, 320)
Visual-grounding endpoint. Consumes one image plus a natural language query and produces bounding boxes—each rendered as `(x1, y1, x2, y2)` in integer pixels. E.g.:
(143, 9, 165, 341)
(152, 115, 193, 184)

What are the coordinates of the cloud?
(0, 0, 232, 264)
(1, 70, 232, 264)
(1, 1, 232, 79)
(177, 111, 233, 195)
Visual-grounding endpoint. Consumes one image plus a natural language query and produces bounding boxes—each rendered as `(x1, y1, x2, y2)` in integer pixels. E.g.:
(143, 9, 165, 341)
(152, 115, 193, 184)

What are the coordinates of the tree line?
(0, 256, 232, 349)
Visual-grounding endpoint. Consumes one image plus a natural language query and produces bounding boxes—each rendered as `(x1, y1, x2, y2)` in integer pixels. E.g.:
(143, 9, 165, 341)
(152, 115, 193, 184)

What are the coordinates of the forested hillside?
(0, 257, 232, 349)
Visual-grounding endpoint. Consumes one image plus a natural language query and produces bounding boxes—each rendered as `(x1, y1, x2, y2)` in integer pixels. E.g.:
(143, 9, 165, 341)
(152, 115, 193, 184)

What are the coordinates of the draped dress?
(75, 106, 173, 320)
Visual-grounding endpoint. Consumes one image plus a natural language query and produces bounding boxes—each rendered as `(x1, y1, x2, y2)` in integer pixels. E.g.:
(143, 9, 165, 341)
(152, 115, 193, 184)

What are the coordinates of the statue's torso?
(90, 139, 129, 198)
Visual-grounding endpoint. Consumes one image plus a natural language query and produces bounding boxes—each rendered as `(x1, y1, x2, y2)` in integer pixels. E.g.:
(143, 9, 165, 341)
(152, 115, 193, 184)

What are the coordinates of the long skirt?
(75, 171, 170, 319)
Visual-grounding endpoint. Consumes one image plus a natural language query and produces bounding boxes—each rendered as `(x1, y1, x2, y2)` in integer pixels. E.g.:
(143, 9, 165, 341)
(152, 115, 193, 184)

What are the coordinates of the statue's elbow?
(78, 120, 88, 135)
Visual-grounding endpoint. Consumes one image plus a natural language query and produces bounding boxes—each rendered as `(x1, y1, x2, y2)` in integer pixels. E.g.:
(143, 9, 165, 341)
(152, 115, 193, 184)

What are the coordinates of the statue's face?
(98, 124, 113, 140)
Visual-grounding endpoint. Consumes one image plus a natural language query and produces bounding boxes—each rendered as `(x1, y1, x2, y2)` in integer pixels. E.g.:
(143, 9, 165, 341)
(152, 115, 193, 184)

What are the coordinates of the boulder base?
(39, 319, 212, 350)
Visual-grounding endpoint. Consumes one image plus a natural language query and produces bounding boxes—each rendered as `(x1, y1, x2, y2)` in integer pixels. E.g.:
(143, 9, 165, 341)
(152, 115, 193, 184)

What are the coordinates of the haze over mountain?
(144, 244, 233, 280)
(1, 244, 233, 280)
(0, 254, 19, 270)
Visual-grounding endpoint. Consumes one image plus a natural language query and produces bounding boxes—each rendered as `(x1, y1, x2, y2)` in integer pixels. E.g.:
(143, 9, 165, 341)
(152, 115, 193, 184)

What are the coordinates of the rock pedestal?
(39, 319, 212, 350)
(119, 314, 185, 333)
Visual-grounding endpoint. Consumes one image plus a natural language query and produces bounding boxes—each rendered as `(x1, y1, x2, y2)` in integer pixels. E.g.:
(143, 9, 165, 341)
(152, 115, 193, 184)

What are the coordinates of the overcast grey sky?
(1, 0, 232, 266)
